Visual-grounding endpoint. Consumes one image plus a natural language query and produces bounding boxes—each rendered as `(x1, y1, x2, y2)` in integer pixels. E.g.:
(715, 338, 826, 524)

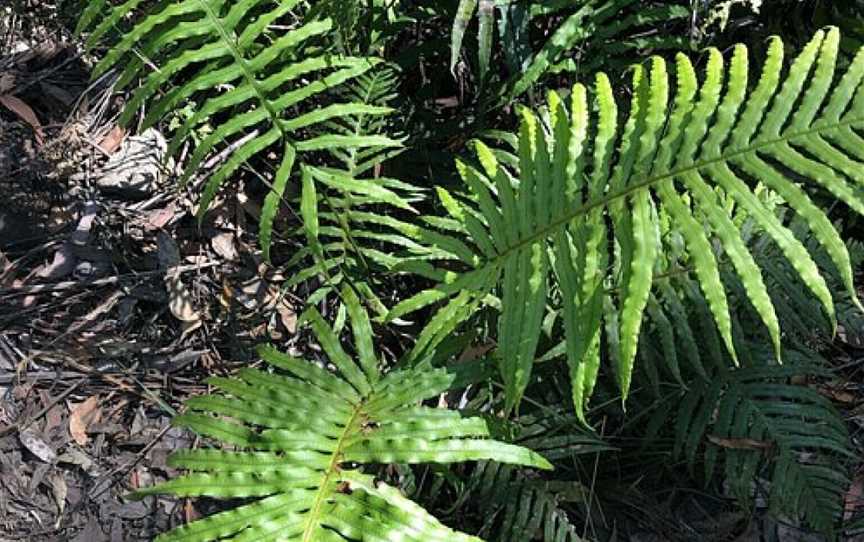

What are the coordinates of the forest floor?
(0, 5, 305, 540)
(4, 3, 864, 542)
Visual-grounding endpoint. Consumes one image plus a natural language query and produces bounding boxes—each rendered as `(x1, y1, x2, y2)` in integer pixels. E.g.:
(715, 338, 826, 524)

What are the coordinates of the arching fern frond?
(391, 28, 864, 419)
(77, 0, 402, 257)
(133, 288, 552, 541)
(284, 67, 438, 317)
(624, 262, 854, 536)
(665, 360, 851, 535)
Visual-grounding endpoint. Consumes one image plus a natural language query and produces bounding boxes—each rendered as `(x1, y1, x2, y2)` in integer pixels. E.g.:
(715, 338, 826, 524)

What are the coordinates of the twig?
(87, 423, 172, 500)
(0, 261, 220, 296)
(0, 375, 88, 437)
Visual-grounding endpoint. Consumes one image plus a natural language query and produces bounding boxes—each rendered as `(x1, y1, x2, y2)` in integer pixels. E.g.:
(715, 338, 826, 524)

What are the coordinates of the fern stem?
(301, 400, 365, 541)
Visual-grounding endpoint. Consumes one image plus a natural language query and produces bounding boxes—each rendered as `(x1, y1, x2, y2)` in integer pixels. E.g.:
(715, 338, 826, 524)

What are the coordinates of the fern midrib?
(301, 398, 366, 542)
(476, 115, 864, 269)
(194, 0, 292, 142)
(744, 393, 838, 521)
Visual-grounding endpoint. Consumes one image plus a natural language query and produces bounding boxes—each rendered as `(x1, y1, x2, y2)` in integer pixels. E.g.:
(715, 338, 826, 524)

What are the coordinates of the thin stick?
(0, 261, 220, 296)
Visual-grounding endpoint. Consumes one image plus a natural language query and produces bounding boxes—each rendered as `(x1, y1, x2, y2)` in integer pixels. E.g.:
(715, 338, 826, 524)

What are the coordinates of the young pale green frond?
(78, 1, 401, 259)
(133, 288, 551, 541)
(392, 28, 864, 419)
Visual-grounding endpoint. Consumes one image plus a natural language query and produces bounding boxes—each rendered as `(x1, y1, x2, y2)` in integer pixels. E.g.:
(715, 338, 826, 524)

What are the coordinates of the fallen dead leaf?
(707, 435, 773, 451)
(817, 385, 858, 405)
(0, 72, 13, 93)
(0, 94, 44, 145)
(144, 204, 177, 231)
(57, 448, 95, 472)
(211, 231, 239, 261)
(184, 500, 201, 523)
(838, 323, 864, 349)
(845, 471, 864, 520)
(166, 271, 201, 324)
(235, 277, 265, 310)
(50, 472, 68, 526)
(19, 428, 57, 463)
(69, 396, 102, 446)
(458, 342, 495, 363)
(36, 244, 76, 279)
(279, 302, 297, 332)
(98, 125, 126, 154)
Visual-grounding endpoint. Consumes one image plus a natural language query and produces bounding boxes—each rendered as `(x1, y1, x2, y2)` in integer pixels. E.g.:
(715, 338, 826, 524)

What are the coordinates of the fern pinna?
(76, 0, 402, 260)
(133, 288, 551, 541)
(631, 266, 854, 534)
(391, 28, 864, 420)
(450, 0, 690, 98)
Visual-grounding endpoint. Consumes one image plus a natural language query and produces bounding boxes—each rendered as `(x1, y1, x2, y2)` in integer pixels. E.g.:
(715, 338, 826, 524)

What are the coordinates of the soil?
(0, 5, 300, 540)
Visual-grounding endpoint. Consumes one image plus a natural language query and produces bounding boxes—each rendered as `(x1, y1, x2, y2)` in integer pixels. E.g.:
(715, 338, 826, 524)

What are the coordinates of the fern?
(391, 28, 864, 420)
(76, 0, 402, 260)
(285, 67, 439, 318)
(613, 227, 856, 536)
(655, 357, 851, 534)
(450, 410, 611, 542)
(450, 0, 690, 97)
(133, 287, 552, 541)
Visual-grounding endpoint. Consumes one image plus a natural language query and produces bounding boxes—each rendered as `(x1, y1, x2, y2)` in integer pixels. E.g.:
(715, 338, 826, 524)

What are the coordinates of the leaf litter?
(0, 6, 302, 540)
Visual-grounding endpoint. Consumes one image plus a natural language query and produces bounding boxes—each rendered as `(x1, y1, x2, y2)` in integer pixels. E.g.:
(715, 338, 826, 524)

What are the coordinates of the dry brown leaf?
(98, 125, 126, 154)
(19, 428, 57, 463)
(50, 472, 68, 525)
(211, 231, 238, 261)
(36, 244, 76, 279)
(707, 435, 773, 451)
(69, 396, 102, 446)
(845, 471, 864, 520)
(277, 299, 297, 334)
(458, 342, 495, 363)
(0, 72, 14, 93)
(838, 323, 864, 349)
(166, 271, 201, 324)
(184, 500, 201, 523)
(0, 94, 44, 145)
(817, 385, 858, 405)
(235, 277, 265, 310)
(144, 204, 177, 231)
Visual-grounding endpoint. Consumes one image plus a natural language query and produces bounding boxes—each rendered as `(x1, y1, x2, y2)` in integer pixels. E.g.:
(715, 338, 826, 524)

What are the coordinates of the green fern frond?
(669, 361, 851, 534)
(450, 0, 690, 97)
(393, 28, 864, 419)
(77, 0, 402, 258)
(134, 287, 551, 541)
(283, 66, 441, 316)
(627, 259, 854, 535)
(470, 462, 589, 542)
(455, 410, 611, 542)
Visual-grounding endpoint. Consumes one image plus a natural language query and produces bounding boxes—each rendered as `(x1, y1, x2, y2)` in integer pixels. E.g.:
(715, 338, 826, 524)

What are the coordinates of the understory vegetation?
(72, 0, 864, 539)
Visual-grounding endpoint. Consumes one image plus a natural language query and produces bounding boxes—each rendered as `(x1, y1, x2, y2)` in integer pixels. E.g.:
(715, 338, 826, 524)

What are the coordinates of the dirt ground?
(0, 5, 304, 540)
